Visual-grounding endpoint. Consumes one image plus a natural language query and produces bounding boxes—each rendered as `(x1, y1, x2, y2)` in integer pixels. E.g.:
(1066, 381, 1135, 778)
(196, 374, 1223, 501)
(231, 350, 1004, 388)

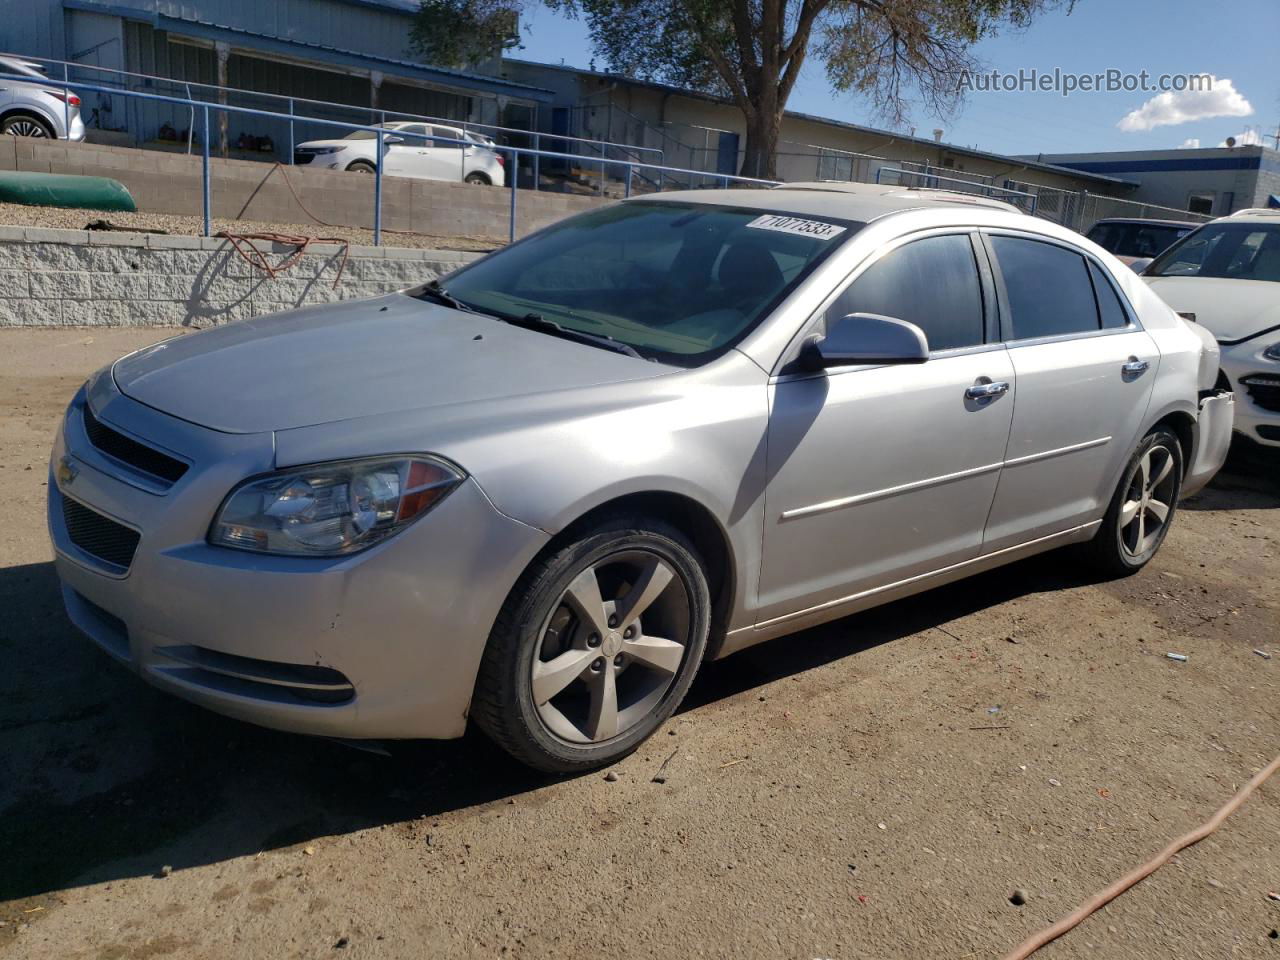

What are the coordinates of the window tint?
(1147, 224, 1280, 283)
(990, 236, 1099, 340)
(432, 126, 463, 148)
(443, 202, 857, 364)
(825, 234, 984, 351)
(1087, 260, 1130, 329)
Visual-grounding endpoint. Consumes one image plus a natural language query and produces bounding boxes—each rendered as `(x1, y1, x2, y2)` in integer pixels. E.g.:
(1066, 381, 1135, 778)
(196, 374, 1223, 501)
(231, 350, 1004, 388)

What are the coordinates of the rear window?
(1086, 222, 1190, 259)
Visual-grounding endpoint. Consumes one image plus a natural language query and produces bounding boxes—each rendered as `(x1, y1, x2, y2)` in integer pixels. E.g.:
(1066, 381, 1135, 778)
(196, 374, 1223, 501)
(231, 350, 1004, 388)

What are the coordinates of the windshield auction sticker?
(746, 214, 846, 240)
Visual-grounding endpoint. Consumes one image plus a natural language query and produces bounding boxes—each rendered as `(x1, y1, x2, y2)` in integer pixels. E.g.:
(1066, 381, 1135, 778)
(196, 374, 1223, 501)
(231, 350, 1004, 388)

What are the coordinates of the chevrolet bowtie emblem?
(57, 456, 78, 487)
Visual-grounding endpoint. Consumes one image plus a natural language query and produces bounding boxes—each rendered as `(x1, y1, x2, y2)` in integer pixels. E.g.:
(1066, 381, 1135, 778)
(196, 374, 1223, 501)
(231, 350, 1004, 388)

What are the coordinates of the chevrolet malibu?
(49, 183, 1234, 772)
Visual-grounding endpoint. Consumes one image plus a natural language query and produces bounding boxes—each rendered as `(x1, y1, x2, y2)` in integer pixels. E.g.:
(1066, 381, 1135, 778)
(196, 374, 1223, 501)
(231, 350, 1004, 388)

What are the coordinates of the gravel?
(0, 202, 502, 252)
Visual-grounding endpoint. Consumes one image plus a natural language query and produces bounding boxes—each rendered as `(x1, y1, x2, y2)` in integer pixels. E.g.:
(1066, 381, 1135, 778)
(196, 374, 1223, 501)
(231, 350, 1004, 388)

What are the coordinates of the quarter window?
(1087, 260, 1130, 330)
(825, 234, 985, 351)
(990, 236, 1099, 340)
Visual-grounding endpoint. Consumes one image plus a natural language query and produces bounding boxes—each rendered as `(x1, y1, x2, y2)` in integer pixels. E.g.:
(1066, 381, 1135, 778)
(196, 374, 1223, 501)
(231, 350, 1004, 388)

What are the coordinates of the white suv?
(0, 55, 85, 140)
(1143, 208, 1280, 449)
(294, 121, 506, 186)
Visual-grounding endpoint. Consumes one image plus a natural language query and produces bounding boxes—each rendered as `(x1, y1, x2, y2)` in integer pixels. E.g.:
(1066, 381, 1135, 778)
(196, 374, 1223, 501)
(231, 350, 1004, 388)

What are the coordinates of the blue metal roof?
(64, 0, 555, 102)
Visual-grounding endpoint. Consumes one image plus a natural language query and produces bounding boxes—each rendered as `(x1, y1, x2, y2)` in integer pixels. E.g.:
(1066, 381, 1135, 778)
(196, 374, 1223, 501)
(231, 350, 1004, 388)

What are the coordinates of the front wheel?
(1084, 426, 1183, 577)
(346, 160, 375, 173)
(472, 517, 711, 773)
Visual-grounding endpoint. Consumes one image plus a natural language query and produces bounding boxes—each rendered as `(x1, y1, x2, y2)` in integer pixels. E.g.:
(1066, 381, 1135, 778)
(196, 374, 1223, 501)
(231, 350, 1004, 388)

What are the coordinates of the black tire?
(1083, 426, 1183, 578)
(2, 113, 54, 138)
(464, 172, 491, 185)
(472, 515, 711, 773)
(346, 160, 376, 173)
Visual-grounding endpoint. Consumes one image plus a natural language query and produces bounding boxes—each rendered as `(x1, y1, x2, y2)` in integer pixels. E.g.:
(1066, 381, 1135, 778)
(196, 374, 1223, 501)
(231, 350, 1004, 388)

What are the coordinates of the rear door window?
(824, 233, 985, 351)
(990, 236, 1100, 340)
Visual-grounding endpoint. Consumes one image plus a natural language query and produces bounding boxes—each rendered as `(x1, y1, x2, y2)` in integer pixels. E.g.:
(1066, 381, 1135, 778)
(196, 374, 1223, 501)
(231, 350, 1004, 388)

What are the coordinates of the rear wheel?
(1084, 426, 1183, 577)
(346, 160, 375, 173)
(2, 113, 54, 138)
(472, 516, 710, 773)
(464, 172, 491, 185)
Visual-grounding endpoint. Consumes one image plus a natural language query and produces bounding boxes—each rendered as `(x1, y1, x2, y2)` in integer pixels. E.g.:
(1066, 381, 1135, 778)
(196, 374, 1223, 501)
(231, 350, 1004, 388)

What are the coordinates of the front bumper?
(1220, 339, 1280, 448)
(48, 375, 548, 740)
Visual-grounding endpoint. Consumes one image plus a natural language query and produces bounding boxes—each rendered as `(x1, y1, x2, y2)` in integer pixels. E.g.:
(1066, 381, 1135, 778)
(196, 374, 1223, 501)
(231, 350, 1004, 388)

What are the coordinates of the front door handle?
(1122, 357, 1150, 377)
(965, 381, 1010, 401)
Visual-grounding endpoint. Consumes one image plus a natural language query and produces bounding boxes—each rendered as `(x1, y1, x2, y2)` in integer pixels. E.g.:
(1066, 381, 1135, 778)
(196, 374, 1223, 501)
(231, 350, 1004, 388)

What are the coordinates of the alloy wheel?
(1119, 442, 1177, 558)
(531, 549, 691, 744)
(5, 119, 49, 138)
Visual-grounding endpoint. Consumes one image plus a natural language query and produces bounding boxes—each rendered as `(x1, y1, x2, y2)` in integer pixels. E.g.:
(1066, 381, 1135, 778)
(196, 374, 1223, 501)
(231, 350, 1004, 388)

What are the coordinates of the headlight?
(307, 146, 343, 155)
(1263, 342, 1280, 362)
(210, 456, 463, 556)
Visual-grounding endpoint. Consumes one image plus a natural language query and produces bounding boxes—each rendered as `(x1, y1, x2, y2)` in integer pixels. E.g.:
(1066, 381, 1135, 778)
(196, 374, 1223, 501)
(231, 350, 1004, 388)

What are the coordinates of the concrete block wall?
(0, 226, 483, 327)
(0, 139, 610, 241)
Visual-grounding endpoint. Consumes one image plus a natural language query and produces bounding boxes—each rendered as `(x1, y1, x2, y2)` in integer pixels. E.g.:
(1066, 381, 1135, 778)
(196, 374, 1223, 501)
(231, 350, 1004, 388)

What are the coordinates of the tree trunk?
(740, 109, 781, 180)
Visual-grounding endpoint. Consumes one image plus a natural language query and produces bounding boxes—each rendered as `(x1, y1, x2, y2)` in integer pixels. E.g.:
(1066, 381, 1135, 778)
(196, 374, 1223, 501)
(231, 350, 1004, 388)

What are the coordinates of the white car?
(1143, 208, 1280, 449)
(0, 54, 85, 140)
(294, 121, 506, 186)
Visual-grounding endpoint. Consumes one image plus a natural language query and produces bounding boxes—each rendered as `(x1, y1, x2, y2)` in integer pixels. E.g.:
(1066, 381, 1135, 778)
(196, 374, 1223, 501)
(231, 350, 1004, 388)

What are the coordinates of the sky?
(513, 0, 1278, 157)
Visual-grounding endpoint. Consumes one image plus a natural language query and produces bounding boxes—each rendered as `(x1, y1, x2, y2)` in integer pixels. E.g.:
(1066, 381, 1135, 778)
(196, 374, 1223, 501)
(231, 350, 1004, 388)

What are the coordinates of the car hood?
(1143, 276, 1280, 343)
(112, 294, 675, 434)
(296, 139, 353, 150)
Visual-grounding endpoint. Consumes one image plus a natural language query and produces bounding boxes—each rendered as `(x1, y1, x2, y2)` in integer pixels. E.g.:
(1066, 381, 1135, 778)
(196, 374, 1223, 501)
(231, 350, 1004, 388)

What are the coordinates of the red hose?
(1002, 752, 1280, 960)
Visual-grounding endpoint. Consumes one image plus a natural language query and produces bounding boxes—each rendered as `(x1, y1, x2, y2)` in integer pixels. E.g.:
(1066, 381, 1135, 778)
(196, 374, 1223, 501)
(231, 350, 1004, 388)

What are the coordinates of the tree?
(410, 0, 1071, 179)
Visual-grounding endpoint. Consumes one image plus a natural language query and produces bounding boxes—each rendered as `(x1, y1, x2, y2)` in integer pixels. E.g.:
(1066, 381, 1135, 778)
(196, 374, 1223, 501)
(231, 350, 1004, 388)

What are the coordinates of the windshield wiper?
(414, 279, 477, 313)
(505, 312, 649, 360)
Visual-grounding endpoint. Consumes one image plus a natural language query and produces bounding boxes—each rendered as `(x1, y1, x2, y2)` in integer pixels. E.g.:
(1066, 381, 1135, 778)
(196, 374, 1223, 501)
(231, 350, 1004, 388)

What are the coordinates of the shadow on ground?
(0, 549, 1096, 904)
(2, 449, 1273, 904)
(1181, 439, 1280, 512)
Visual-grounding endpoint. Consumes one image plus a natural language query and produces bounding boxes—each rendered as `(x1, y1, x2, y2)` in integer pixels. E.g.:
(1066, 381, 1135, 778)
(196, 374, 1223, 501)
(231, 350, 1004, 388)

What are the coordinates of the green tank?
(0, 170, 137, 212)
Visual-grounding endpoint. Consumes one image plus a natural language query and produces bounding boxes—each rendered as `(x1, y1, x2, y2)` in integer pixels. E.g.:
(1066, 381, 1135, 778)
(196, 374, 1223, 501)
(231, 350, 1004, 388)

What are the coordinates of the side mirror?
(382, 135, 405, 145)
(1128, 257, 1154, 274)
(801, 313, 929, 370)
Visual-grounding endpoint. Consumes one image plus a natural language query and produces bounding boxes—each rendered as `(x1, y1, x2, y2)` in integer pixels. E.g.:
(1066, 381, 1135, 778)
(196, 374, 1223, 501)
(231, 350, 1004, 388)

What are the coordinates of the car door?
(421, 125, 466, 181)
(757, 231, 1016, 623)
(382, 124, 426, 176)
(980, 232, 1159, 552)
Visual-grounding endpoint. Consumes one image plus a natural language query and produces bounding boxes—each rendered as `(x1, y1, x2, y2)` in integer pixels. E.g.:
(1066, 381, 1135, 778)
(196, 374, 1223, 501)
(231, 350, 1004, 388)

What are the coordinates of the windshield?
(1086, 221, 1190, 259)
(1147, 222, 1280, 282)
(438, 201, 859, 365)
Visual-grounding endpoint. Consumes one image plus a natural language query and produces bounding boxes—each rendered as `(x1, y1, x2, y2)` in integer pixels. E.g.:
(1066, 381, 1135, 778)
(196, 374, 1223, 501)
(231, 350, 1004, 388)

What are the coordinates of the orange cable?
(1002, 751, 1280, 959)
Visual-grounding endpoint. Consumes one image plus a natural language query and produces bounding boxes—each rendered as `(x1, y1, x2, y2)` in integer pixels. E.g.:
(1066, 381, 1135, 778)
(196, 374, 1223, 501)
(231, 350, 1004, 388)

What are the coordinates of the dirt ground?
(0, 328, 1276, 960)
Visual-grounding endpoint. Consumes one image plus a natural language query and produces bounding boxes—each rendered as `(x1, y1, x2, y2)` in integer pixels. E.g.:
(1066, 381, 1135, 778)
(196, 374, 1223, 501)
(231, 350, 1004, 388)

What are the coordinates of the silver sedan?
(48, 183, 1233, 771)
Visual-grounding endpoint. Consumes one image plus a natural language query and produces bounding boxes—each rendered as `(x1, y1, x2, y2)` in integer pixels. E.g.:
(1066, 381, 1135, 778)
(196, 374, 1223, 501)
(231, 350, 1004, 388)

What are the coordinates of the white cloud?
(1219, 128, 1262, 146)
(1178, 138, 1200, 148)
(1117, 76, 1252, 132)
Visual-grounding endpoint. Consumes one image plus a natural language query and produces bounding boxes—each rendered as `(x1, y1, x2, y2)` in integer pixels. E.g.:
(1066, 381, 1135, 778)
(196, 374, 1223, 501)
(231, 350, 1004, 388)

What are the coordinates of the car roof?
(1089, 217, 1198, 228)
(1214, 208, 1280, 222)
(634, 181, 1028, 223)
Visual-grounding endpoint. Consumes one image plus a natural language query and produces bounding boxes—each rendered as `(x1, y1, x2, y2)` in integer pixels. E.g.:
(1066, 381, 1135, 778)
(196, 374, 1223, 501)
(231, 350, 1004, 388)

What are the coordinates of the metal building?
(2, 0, 553, 157)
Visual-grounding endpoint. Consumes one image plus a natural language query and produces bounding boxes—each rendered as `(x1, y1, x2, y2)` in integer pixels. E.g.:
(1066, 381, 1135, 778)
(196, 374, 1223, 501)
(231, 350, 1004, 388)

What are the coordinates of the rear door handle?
(1122, 358, 1150, 377)
(965, 381, 1010, 400)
